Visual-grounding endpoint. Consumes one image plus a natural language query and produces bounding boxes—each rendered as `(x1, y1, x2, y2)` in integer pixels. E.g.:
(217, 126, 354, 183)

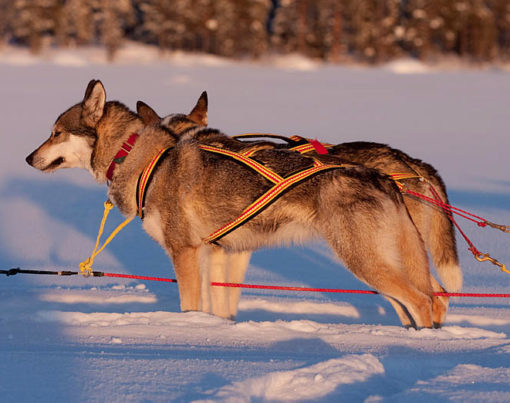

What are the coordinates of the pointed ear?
(188, 91, 208, 126)
(81, 80, 106, 128)
(137, 101, 161, 125)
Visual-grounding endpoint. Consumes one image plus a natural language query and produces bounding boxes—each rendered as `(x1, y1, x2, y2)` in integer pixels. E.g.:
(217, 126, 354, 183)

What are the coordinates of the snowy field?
(1, 44, 510, 402)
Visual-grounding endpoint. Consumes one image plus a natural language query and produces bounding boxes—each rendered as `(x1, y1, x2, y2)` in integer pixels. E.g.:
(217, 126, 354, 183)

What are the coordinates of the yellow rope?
(79, 200, 134, 276)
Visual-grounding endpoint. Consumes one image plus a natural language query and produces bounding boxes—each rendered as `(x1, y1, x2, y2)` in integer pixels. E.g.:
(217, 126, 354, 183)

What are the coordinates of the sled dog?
(136, 87, 447, 328)
(26, 80, 446, 328)
(138, 94, 455, 324)
(155, 94, 461, 296)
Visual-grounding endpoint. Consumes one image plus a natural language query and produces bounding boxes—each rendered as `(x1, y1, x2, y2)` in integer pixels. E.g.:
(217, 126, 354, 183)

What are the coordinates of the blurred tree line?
(1, 0, 509, 63)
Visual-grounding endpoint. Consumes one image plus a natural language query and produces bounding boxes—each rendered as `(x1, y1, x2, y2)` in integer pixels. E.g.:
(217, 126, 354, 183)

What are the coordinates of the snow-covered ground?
(1, 45, 510, 402)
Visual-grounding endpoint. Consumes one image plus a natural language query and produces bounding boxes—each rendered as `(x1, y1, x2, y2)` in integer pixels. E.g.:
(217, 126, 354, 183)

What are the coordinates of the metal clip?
(474, 252, 510, 274)
(484, 221, 510, 234)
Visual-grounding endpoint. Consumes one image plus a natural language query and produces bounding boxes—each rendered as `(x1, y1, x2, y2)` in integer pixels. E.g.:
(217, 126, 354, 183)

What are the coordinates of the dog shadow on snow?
(3, 176, 510, 325)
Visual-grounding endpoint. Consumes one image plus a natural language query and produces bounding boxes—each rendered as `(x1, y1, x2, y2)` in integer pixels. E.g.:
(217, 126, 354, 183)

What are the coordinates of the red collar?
(106, 133, 139, 181)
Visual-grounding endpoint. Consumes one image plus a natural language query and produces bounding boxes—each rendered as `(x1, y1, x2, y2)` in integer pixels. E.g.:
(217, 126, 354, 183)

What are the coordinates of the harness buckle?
(474, 252, 509, 274)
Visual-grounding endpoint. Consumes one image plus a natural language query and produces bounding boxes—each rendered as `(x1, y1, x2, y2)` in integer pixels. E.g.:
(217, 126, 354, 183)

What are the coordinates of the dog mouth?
(43, 157, 65, 171)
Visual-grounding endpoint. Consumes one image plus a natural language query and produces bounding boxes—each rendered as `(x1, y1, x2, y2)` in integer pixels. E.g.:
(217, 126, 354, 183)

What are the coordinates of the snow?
(1, 45, 510, 402)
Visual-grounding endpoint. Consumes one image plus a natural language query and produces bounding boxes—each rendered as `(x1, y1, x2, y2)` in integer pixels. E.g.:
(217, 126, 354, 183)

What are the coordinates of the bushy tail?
(427, 187, 463, 292)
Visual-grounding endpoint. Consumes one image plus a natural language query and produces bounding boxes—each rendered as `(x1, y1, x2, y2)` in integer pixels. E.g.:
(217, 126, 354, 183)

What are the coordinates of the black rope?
(0, 268, 104, 277)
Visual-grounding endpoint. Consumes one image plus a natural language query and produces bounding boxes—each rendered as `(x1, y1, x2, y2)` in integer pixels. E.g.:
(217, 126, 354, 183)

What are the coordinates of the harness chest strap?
(136, 146, 173, 218)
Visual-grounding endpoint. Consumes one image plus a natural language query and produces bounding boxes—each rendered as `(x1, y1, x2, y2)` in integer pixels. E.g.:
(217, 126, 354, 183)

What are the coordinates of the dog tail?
(427, 182, 463, 292)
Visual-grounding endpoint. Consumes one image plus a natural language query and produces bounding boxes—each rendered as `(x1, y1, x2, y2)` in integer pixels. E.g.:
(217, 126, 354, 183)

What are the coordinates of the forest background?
(2, 0, 510, 64)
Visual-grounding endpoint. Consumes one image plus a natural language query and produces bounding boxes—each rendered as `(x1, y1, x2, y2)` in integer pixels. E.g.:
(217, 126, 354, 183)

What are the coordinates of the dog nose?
(26, 152, 34, 166)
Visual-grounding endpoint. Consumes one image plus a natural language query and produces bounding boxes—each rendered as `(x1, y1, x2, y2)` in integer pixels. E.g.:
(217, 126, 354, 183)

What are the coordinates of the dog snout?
(26, 151, 36, 166)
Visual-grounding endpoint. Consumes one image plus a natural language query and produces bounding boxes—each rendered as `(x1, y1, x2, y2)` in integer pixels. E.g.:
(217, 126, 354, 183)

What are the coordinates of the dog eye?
(53, 131, 61, 138)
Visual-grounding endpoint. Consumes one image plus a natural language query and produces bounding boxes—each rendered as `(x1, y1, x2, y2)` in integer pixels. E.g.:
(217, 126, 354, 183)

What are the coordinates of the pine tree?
(55, 0, 96, 47)
(99, 0, 135, 60)
(9, 0, 59, 53)
(139, 0, 192, 52)
(488, 0, 510, 59)
(0, 0, 11, 46)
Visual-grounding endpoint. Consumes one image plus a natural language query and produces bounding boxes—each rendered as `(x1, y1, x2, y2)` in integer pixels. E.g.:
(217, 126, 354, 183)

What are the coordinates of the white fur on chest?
(142, 209, 166, 247)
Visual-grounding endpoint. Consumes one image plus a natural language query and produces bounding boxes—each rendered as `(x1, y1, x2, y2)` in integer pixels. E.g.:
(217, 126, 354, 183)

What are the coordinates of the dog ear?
(137, 101, 161, 125)
(81, 79, 106, 128)
(188, 91, 208, 126)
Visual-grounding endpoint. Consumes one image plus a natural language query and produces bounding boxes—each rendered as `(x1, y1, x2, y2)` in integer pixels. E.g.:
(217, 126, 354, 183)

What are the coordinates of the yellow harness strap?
(79, 200, 134, 276)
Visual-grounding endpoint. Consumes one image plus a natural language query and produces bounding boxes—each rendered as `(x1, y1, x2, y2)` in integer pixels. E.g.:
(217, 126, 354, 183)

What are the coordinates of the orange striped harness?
(135, 140, 344, 244)
(199, 145, 344, 244)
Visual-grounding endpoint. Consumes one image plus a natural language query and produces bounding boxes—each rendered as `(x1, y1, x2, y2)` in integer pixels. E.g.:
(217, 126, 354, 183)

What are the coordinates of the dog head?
(26, 79, 106, 173)
(137, 91, 208, 135)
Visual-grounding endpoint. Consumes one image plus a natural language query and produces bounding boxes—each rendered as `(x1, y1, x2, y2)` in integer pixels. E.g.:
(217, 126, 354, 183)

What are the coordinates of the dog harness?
(134, 142, 345, 243)
(232, 133, 333, 155)
(198, 145, 344, 244)
(136, 147, 173, 218)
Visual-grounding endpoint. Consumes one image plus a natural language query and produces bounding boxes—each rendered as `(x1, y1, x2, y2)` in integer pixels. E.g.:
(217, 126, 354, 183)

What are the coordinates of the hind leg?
(383, 296, 413, 328)
(430, 275, 449, 328)
(326, 236, 434, 328)
(320, 205, 433, 327)
(370, 269, 433, 329)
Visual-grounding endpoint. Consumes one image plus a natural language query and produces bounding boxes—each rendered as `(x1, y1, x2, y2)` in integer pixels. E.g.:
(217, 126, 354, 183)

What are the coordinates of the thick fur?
(159, 94, 461, 295)
(153, 94, 456, 325)
(137, 93, 446, 328)
(26, 81, 443, 328)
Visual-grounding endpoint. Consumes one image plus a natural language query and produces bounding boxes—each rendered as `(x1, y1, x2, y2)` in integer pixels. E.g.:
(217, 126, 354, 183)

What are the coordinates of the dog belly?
(220, 222, 318, 252)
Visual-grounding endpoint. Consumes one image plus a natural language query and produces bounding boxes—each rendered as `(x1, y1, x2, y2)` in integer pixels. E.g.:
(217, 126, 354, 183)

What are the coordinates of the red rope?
(425, 185, 483, 257)
(402, 187, 487, 227)
(101, 272, 510, 298)
(103, 272, 177, 283)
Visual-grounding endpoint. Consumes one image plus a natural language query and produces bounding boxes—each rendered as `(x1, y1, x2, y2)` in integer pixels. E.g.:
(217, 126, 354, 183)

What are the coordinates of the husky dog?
(143, 93, 455, 324)
(157, 92, 461, 298)
(139, 89, 447, 328)
(26, 80, 444, 328)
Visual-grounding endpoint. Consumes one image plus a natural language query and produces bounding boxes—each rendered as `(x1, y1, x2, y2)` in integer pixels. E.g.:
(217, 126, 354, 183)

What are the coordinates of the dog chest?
(142, 209, 166, 246)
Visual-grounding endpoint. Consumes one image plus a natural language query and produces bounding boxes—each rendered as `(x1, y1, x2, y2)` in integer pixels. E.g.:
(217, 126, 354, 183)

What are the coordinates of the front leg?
(171, 246, 201, 312)
(200, 245, 231, 319)
(227, 251, 252, 319)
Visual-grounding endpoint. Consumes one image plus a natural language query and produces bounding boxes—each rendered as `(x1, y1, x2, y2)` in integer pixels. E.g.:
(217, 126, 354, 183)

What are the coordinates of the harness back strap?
(136, 146, 173, 218)
(199, 144, 284, 184)
(232, 133, 333, 155)
(201, 147, 344, 244)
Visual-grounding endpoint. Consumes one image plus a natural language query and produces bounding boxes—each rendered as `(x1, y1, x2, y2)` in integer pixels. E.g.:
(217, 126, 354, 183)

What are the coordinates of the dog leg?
(383, 296, 413, 328)
(321, 202, 433, 328)
(430, 275, 449, 328)
(171, 247, 201, 312)
(200, 245, 231, 319)
(373, 274, 433, 329)
(211, 247, 232, 319)
(227, 251, 252, 319)
(199, 246, 212, 314)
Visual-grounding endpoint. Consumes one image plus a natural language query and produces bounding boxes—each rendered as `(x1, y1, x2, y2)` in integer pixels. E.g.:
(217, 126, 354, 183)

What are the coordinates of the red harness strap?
(106, 133, 139, 181)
